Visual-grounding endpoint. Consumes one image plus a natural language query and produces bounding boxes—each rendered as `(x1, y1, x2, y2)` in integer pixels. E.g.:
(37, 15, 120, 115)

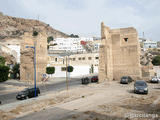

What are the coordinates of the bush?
(12, 63, 20, 79)
(46, 67, 55, 74)
(47, 36, 54, 43)
(67, 66, 74, 72)
(33, 31, 38, 36)
(0, 56, 5, 66)
(152, 55, 160, 66)
(0, 65, 9, 82)
(69, 34, 79, 38)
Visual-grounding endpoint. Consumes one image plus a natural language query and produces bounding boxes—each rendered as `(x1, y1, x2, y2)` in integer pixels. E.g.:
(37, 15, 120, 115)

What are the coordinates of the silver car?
(150, 77, 160, 83)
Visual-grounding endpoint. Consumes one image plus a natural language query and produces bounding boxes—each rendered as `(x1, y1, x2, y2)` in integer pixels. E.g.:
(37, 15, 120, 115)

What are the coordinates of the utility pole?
(34, 42, 37, 97)
(66, 56, 68, 91)
(143, 32, 145, 38)
(26, 42, 37, 97)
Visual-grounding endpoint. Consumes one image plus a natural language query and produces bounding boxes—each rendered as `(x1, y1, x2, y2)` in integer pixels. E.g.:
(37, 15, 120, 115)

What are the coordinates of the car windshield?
(21, 88, 29, 93)
(135, 81, 146, 86)
(122, 76, 128, 79)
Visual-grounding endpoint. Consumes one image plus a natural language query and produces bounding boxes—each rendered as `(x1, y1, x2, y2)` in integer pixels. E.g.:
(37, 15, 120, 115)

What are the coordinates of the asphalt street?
(0, 78, 81, 105)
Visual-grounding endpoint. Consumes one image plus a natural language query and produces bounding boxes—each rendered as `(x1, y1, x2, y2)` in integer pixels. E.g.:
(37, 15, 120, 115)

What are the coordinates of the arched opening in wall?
(124, 38, 128, 42)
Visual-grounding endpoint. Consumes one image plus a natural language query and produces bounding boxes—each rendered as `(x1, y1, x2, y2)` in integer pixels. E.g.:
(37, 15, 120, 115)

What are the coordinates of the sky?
(0, 0, 160, 41)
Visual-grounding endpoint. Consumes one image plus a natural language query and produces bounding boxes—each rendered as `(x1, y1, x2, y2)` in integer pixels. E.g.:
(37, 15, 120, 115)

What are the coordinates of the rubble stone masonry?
(99, 22, 142, 82)
(20, 32, 47, 82)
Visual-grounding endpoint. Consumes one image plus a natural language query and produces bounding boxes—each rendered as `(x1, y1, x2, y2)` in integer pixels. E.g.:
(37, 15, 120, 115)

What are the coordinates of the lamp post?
(26, 42, 37, 97)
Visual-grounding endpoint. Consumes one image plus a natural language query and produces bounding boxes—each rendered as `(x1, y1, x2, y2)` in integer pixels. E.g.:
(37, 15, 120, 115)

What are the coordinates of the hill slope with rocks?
(0, 12, 69, 40)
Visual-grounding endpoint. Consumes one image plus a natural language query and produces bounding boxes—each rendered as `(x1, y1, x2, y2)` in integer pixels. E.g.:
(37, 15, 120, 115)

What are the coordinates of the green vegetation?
(47, 45, 50, 50)
(89, 64, 94, 74)
(47, 36, 54, 43)
(152, 55, 160, 66)
(33, 31, 38, 36)
(46, 67, 55, 74)
(12, 63, 20, 79)
(0, 56, 5, 66)
(0, 56, 9, 82)
(67, 66, 74, 72)
(69, 34, 79, 38)
(0, 65, 9, 82)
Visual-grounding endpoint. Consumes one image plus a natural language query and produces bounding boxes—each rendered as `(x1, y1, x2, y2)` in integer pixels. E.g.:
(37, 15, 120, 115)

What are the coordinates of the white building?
(49, 37, 94, 53)
(139, 38, 157, 51)
(47, 52, 99, 78)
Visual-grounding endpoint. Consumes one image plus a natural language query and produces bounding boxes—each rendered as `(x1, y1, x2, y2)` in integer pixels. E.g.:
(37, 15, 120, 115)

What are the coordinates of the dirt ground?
(0, 81, 160, 120)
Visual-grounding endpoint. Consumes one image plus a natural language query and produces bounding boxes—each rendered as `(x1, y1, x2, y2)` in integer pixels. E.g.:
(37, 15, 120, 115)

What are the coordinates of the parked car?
(91, 76, 98, 83)
(16, 87, 40, 100)
(120, 76, 132, 84)
(134, 80, 148, 94)
(81, 77, 89, 85)
(150, 77, 160, 83)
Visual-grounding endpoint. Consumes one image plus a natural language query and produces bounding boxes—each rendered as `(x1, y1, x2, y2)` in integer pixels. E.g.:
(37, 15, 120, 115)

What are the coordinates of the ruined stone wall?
(20, 32, 47, 82)
(99, 23, 142, 82)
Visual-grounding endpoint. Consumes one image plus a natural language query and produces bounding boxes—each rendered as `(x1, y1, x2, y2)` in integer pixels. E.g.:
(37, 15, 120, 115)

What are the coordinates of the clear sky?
(0, 0, 159, 41)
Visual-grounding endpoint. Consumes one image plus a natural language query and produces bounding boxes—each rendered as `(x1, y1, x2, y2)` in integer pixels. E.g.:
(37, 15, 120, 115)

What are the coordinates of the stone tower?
(99, 23, 142, 82)
(20, 32, 47, 82)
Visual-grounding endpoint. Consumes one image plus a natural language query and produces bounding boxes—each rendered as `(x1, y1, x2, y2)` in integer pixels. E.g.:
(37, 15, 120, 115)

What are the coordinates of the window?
(124, 38, 128, 42)
(61, 67, 66, 71)
(55, 58, 57, 62)
(82, 57, 85, 60)
(73, 58, 76, 61)
(95, 57, 99, 60)
(88, 57, 92, 60)
(78, 57, 81, 60)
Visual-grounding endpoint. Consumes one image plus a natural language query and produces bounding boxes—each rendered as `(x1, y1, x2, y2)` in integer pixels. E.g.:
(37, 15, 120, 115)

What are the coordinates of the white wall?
(154, 66, 160, 77)
(6, 45, 20, 63)
(48, 65, 98, 78)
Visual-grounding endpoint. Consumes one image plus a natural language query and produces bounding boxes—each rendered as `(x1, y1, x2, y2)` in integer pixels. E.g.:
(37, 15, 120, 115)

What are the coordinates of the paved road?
(0, 78, 81, 105)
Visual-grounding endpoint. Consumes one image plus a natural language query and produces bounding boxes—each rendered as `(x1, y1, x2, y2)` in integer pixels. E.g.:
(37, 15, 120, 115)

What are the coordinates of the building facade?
(139, 38, 157, 51)
(49, 37, 95, 53)
(47, 52, 99, 77)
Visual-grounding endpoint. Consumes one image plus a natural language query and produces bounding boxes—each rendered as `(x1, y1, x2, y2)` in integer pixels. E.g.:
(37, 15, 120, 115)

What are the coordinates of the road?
(0, 78, 81, 105)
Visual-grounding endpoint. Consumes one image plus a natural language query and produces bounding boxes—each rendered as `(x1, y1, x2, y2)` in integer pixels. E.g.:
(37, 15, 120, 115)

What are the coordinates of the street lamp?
(26, 42, 37, 97)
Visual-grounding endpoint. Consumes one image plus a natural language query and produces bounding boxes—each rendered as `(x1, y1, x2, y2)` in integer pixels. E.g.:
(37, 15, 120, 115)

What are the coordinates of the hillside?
(0, 12, 69, 40)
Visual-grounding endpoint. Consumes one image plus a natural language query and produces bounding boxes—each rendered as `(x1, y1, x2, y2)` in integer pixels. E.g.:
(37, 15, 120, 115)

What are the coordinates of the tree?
(152, 55, 160, 66)
(12, 63, 20, 79)
(0, 56, 5, 66)
(67, 66, 74, 72)
(46, 67, 55, 74)
(47, 36, 54, 43)
(0, 65, 9, 82)
(69, 34, 79, 38)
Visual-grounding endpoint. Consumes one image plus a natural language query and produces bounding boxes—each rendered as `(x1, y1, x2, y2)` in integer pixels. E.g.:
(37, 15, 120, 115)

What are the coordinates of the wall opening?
(124, 38, 128, 42)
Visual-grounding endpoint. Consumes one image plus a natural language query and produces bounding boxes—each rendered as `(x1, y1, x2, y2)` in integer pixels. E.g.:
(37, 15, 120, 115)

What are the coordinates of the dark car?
(91, 76, 98, 83)
(81, 77, 89, 85)
(16, 87, 40, 100)
(134, 80, 148, 94)
(120, 76, 132, 84)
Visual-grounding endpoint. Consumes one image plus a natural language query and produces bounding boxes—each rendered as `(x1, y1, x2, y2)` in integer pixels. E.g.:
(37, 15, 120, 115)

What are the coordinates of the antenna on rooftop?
(143, 32, 145, 38)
